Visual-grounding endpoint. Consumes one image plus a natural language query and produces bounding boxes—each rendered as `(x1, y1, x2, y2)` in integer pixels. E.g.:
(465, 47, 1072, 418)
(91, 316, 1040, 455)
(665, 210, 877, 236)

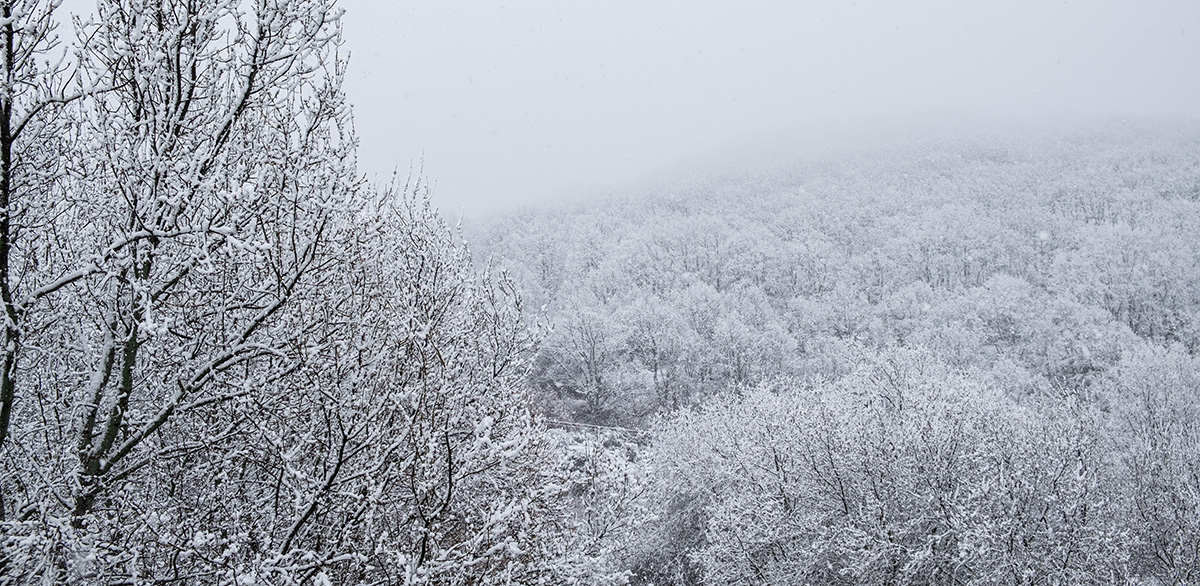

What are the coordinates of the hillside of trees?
(473, 121, 1200, 585)
(1, 0, 1198, 584)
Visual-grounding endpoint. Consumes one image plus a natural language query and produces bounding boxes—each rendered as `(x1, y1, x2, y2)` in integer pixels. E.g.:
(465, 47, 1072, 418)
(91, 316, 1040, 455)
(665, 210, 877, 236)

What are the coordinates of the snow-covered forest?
(475, 121, 1200, 585)
(2, 1, 1199, 585)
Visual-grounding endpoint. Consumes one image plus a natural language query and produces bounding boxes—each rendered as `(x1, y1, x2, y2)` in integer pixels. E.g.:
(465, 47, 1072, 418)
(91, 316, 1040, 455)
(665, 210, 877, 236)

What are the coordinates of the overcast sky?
(337, 1, 1200, 216)
(53, 1, 1198, 215)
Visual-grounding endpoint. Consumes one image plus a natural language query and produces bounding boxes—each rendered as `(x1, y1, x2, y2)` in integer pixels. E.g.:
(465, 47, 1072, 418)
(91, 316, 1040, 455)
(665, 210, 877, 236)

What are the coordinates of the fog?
(50, 1, 1200, 215)
(338, 1, 1200, 216)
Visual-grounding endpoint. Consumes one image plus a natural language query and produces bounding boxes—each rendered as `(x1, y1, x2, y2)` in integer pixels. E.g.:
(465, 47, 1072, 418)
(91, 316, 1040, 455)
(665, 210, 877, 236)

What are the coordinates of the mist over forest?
(470, 119, 1200, 584)
(3, 1, 1200, 585)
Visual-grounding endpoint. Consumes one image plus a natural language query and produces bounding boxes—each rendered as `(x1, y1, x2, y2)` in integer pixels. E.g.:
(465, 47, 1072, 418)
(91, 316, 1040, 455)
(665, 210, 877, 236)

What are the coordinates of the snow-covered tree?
(1, 0, 356, 580)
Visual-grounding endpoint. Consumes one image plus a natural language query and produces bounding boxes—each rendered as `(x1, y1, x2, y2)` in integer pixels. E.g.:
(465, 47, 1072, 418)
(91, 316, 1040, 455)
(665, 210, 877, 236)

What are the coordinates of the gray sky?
(340, 1, 1200, 216)
(53, 1, 1200, 215)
